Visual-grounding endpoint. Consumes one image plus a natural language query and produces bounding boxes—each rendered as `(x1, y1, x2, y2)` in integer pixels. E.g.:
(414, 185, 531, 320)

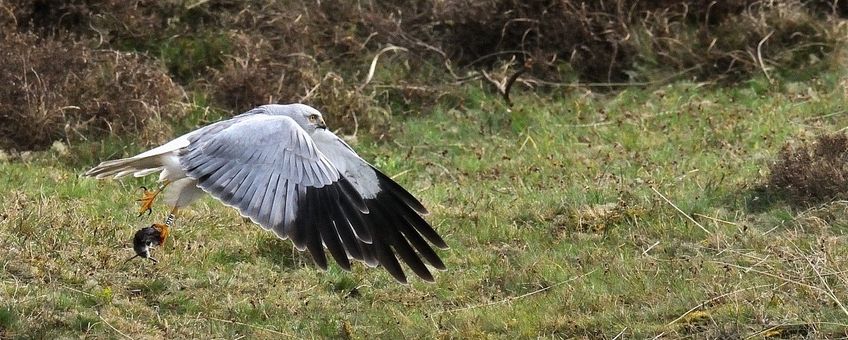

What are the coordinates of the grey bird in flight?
(85, 104, 447, 283)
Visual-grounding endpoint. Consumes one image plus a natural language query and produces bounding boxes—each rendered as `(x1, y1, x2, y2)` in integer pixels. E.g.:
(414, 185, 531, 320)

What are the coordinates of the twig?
(186, 0, 211, 9)
(390, 169, 412, 180)
(528, 79, 654, 87)
(360, 45, 408, 90)
(642, 241, 660, 256)
(97, 311, 134, 340)
(745, 322, 848, 339)
(0, 4, 17, 27)
(650, 187, 712, 234)
(561, 121, 616, 128)
(666, 284, 771, 326)
(517, 133, 537, 153)
(756, 31, 775, 84)
(788, 239, 848, 318)
(762, 225, 779, 235)
(61, 285, 96, 297)
(806, 257, 848, 318)
(300, 72, 339, 102)
(744, 255, 770, 273)
(612, 327, 628, 340)
(350, 110, 359, 138)
(481, 65, 527, 108)
(293, 284, 319, 295)
(502, 66, 527, 106)
(713, 261, 828, 293)
(801, 269, 848, 280)
(204, 316, 296, 338)
(430, 161, 458, 184)
(800, 110, 848, 122)
(692, 213, 738, 226)
(433, 269, 597, 315)
(466, 50, 529, 68)
(526, 65, 700, 88)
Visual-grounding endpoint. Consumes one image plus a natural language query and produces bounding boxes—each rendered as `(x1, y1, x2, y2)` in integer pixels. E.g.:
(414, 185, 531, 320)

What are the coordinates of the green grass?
(3, 77, 848, 338)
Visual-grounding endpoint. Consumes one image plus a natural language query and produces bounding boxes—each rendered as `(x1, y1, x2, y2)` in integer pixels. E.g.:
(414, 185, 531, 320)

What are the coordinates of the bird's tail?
(84, 155, 163, 179)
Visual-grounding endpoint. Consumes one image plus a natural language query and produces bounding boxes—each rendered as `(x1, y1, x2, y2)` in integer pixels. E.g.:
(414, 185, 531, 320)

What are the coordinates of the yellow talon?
(136, 180, 170, 217)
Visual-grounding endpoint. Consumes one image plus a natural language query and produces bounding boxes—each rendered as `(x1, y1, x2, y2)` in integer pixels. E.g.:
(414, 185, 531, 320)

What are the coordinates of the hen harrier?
(85, 104, 447, 283)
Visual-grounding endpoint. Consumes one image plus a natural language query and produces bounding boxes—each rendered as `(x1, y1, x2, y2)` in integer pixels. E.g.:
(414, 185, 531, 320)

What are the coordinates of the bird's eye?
(308, 114, 318, 123)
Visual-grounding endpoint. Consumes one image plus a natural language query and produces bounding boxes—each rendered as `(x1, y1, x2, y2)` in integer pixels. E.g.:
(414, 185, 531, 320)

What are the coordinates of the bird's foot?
(136, 187, 157, 217)
(136, 181, 170, 217)
(152, 222, 170, 245)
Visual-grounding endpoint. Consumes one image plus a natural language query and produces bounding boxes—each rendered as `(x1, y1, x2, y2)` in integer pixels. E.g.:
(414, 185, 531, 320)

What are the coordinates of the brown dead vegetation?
(0, 32, 184, 151)
(1, 0, 847, 149)
(769, 133, 848, 204)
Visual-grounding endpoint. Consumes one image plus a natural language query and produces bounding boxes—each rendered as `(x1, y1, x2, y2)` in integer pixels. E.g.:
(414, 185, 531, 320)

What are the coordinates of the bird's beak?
(317, 118, 327, 129)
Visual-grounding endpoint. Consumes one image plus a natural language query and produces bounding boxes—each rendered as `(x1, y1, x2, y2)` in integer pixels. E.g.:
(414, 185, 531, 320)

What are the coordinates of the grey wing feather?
(178, 114, 371, 266)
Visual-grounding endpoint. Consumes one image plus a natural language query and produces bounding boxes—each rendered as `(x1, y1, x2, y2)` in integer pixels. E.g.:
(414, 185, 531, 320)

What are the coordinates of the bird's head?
(261, 104, 327, 133)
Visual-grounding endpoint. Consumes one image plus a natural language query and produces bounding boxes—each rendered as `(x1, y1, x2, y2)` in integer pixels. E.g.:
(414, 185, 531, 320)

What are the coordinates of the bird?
(85, 103, 447, 283)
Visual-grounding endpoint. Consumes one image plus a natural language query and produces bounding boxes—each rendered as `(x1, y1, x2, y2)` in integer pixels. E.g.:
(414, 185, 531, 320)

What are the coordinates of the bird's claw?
(136, 186, 158, 217)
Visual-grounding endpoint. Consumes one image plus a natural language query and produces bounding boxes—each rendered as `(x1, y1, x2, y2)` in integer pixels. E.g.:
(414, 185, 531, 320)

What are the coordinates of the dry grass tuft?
(433, 0, 844, 83)
(549, 200, 644, 237)
(200, 1, 442, 135)
(769, 133, 848, 204)
(644, 1, 841, 81)
(0, 32, 185, 151)
(7, 0, 170, 37)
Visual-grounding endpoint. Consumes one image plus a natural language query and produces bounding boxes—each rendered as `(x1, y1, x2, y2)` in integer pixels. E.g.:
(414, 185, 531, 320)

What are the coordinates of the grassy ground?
(3, 75, 848, 338)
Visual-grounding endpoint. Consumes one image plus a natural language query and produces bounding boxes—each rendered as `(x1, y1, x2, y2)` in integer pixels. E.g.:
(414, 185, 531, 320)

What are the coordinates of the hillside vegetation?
(2, 0, 847, 150)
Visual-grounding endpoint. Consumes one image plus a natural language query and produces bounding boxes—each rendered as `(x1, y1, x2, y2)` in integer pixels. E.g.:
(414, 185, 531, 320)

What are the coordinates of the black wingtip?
(338, 176, 368, 213)
(316, 188, 352, 271)
(431, 237, 449, 250)
(375, 241, 407, 283)
(337, 194, 373, 244)
(373, 168, 429, 215)
(313, 257, 329, 270)
(395, 276, 409, 284)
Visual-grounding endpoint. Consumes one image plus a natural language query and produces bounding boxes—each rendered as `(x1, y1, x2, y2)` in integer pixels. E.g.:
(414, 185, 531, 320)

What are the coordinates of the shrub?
(0, 32, 185, 151)
(769, 133, 848, 204)
(431, 0, 844, 82)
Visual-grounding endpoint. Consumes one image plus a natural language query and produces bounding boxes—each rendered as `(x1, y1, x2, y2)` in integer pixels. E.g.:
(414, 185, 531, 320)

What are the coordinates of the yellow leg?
(137, 180, 171, 217)
(154, 207, 179, 245)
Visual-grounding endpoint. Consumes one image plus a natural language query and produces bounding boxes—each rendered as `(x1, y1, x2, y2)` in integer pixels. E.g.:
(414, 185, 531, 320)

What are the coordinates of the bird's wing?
(84, 108, 261, 179)
(311, 129, 448, 283)
(178, 114, 371, 272)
